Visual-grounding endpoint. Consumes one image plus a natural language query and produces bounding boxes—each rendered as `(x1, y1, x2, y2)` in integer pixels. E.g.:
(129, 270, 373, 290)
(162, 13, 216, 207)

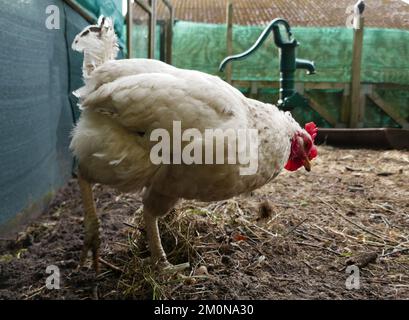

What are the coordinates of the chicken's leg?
(143, 212, 169, 267)
(143, 188, 188, 271)
(78, 172, 100, 274)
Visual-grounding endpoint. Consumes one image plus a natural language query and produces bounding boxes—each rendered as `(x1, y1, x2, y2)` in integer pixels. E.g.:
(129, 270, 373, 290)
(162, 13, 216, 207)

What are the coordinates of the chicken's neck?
(82, 36, 118, 78)
(245, 99, 303, 179)
(248, 99, 302, 140)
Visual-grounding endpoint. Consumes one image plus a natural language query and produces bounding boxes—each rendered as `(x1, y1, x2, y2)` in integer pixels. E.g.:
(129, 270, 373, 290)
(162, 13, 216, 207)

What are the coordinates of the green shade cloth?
(172, 21, 409, 128)
(172, 21, 409, 85)
(0, 0, 105, 230)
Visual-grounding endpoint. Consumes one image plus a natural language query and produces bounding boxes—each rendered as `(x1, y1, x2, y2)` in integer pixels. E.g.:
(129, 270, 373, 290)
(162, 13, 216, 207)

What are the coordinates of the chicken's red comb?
(304, 122, 318, 141)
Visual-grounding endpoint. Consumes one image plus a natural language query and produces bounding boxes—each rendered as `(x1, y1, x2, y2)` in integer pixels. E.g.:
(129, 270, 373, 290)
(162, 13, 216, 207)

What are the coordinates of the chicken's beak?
(303, 158, 311, 172)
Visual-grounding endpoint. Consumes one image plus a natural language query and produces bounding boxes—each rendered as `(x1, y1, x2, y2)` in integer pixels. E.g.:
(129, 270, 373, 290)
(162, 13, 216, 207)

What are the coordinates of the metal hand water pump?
(219, 18, 316, 111)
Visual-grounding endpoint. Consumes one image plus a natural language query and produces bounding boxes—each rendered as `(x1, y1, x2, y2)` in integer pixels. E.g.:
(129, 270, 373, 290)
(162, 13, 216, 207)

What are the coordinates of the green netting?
(0, 0, 88, 230)
(172, 21, 409, 85)
(172, 21, 409, 128)
(131, 24, 162, 60)
(73, 0, 126, 50)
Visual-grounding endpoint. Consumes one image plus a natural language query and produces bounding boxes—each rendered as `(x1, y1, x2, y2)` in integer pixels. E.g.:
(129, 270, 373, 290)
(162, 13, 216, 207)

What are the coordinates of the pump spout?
(296, 58, 316, 75)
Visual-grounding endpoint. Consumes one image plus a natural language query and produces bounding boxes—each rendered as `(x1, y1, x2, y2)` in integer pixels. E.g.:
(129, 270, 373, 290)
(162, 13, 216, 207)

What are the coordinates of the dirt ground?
(0, 146, 408, 300)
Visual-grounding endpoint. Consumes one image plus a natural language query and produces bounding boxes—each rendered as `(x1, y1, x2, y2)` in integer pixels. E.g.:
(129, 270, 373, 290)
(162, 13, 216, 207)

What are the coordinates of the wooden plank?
(231, 80, 280, 88)
(304, 93, 338, 127)
(126, 0, 133, 59)
(148, 0, 157, 59)
(304, 82, 345, 90)
(231, 80, 349, 90)
(225, 2, 233, 84)
(349, 16, 365, 127)
(367, 91, 409, 129)
(374, 83, 409, 90)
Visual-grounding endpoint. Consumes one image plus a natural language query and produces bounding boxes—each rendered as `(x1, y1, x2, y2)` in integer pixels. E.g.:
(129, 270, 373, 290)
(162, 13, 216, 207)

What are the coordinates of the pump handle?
(219, 18, 296, 72)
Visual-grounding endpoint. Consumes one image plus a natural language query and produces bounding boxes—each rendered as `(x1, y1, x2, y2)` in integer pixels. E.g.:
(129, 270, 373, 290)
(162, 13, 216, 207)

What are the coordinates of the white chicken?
(70, 17, 318, 273)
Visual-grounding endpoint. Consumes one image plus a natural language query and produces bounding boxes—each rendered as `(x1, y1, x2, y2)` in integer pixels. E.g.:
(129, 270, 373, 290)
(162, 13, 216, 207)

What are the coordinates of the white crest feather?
(72, 16, 119, 79)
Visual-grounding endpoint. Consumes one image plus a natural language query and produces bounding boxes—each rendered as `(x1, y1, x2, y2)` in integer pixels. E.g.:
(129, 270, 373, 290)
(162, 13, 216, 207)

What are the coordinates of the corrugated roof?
(133, 0, 409, 29)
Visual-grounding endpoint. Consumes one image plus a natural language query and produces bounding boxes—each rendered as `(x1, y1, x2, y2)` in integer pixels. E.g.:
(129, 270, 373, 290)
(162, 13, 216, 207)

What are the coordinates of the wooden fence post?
(127, 0, 133, 59)
(165, 1, 174, 64)
(349, 15, 365, 128)
(148, 0, 157, 59)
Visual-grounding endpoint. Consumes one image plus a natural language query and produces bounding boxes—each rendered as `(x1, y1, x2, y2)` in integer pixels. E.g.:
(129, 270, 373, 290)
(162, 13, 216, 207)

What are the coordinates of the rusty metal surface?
(316, 128, 409, 150)
(146, 0, 409, 28)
